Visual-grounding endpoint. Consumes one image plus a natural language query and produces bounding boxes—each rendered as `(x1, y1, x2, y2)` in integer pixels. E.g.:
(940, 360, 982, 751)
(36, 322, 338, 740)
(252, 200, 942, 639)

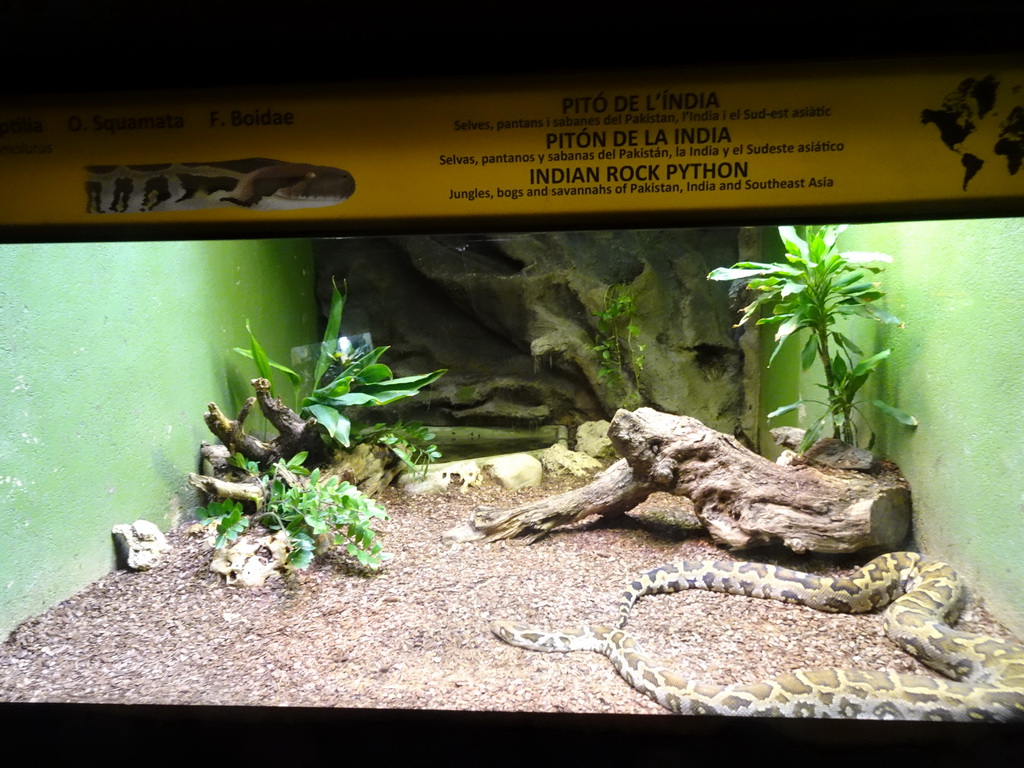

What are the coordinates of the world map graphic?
(920, 75, 1024, 190)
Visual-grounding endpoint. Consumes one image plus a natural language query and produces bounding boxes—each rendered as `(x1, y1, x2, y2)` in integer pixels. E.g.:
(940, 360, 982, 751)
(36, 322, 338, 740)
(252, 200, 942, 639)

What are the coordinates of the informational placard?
(1, 57, 1022, 236)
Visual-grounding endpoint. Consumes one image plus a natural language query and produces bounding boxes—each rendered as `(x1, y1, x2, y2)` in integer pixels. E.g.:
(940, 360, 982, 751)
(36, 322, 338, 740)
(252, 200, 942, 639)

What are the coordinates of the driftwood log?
(201, 377, 328, 469)
(191, 377, 402, 501)
(444, 407, 910, 554)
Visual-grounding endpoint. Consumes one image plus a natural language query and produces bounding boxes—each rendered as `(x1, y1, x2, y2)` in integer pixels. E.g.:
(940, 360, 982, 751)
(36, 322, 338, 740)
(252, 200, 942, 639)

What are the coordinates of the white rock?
(480, 453, 543, 490)
(776, 449, 798, 466)
(112, 520, 170, 571)
(397, 459, 483, 494)
(539, 443, 605, 477)
(575, 420, 616, 459)
(209, 530, 290, 587)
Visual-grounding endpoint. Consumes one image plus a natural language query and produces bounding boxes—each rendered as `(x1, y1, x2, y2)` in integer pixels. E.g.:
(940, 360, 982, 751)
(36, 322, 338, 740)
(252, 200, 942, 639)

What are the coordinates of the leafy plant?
(196, 499, 250, 549)
(234, 320, 302, 406)
(591, 283, 646, 408)
(708, 224, 917, 453)
(199, 451, 391, 570)
(236, 280, 446, 465)
(258, 457, 390, 571)
(353, 420, 443, 477)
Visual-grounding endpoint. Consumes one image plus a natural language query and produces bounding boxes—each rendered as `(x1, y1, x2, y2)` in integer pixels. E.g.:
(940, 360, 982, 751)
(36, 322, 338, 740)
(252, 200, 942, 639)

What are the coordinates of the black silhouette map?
(920, 75, 1024, 190)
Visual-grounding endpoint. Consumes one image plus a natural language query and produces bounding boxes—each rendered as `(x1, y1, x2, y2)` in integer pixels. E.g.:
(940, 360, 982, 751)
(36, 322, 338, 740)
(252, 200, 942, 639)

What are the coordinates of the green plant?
(196, 498, 250, 549)
(708, 224, 917, 452)
(234, 320, 302, 406)
(353, 420, 442, 476)
(591, 282, 646, 407)
(199, 451, 391, 570)
(236, 280, 446, 463)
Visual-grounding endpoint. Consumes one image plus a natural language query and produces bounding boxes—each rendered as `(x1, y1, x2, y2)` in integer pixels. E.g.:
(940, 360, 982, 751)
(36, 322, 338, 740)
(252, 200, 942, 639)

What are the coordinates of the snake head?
(491, 620, 539, 646)
(491, 621, 594, 652)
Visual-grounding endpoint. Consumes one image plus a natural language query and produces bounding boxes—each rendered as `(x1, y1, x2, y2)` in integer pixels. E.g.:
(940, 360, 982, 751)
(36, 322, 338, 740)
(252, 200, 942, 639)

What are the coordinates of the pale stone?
(209, 530, 290, 587)
(575, 420, 615, 459)
(539, 443, 605, 478)
(398, 454, 541, 493)
(396, 459, 483, 494)
(112, 520, 170, 571)
(479, 453, 543, 490)
(776, 449, 798, 466)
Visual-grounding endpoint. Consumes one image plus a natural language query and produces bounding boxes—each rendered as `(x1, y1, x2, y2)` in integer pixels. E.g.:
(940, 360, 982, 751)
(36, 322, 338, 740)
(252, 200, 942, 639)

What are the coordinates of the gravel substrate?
(1, 477, 1019, 718)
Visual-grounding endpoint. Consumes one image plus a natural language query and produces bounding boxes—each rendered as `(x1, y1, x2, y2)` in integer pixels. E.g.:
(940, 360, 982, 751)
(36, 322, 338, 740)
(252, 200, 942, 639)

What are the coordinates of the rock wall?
(314, 228, 751, 441)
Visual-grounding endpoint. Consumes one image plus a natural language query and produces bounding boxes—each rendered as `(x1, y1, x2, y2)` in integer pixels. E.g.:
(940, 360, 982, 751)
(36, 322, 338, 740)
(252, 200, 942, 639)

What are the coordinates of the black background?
(4, 2, 1023, 94)
(3, 2, 1023, 761)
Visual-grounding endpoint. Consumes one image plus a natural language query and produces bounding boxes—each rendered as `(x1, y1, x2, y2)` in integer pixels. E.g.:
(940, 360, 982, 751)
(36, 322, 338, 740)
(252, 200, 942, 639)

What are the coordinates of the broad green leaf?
(285, 451, 309, 472)
(245, 320, 272, 379)
(318, 384, 441, 408)
(807, 229, 827, 260)
(841, 251, 893, 264)
(311, 373, 355, 400)
(736, 293, 778, 325)
(315, 280, 347, 386)
(349, 370, 447, 398)
(837, 282, 876, 296)
(857, 303, 902, 325)
(357, 363, 393, 384)
(844, 371, 871, 400)
(350, 345, 389, 369)
(754, 313, 788, 327)
(800, 334, 818, 370)
(773, 313, 805, 343)
(233, 347, 302, 387)
(304, 403, 352, 446)
(830, 332, 863, 356)
(315, 391, 384, 408)
(778, 226, 808, 259)
(766, 333, 795, 367)
(798, 416, 829, 453)
(822, 224, 847, 249)
(314, 347, 392, 395)
(830, 269, 866, 289)
(871, 400, 919, 426)
(373, 370, 447, 388)
(851, 349, 891, 377)
(746, 276, 785, 290)
(708, 266, 782, 281)
(767, 400, 805, 419)
(779, 280, 806, 297)
(831, 352, 848, 381)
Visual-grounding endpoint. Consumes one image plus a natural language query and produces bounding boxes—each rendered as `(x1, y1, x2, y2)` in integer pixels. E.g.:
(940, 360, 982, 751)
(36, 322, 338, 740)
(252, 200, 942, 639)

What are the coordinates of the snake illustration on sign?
(85, 158, 355, 213)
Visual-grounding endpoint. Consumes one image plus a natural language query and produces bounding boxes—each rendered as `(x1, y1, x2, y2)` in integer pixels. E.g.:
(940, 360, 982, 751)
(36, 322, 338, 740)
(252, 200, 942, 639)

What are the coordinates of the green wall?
(0, 239, 316, 639)
(763, 219, 1024, 635)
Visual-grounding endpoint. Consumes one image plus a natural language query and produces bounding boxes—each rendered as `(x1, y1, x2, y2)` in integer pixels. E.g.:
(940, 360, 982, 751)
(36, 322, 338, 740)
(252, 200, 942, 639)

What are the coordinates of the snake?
(85, 157, 355, 214)
(491, 552, 1024, 721)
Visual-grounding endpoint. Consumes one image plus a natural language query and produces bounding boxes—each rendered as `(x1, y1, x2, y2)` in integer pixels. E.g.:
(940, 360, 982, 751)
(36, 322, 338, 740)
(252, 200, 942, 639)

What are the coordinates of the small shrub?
(709, 224, 916, 452)
(199, 451, 391, 571)
(236, 280, 445, 467)
(196, 499, 249, 549)
(591, 282, 646, 408)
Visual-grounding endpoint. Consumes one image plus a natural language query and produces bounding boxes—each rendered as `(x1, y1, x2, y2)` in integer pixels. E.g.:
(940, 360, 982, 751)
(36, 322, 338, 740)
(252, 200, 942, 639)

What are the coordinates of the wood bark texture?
(443, 458, 656, 543)
(446, 407, 910, 553)
(201, 377, 327, 469)
(192, 378, 401, 503)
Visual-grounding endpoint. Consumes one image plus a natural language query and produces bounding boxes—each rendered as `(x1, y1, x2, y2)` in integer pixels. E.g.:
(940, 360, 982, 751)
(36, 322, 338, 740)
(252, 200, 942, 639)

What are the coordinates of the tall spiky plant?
(709, 224, 917, 452)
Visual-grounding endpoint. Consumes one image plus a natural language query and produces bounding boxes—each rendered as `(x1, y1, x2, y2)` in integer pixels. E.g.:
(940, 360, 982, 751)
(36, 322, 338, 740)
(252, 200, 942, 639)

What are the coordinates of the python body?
(86, 158, 355, 213)
(492, 552, 1024, 721)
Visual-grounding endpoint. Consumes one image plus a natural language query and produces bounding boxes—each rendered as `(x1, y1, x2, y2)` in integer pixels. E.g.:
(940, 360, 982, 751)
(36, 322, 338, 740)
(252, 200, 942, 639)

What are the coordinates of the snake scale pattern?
(85, 158, 355, 214)
(492, 552, 1024, 721)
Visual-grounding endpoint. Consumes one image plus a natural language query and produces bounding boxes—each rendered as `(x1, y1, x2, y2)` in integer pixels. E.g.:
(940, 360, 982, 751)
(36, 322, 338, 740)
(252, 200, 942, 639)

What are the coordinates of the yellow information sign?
(1, 57, 1022, 236)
